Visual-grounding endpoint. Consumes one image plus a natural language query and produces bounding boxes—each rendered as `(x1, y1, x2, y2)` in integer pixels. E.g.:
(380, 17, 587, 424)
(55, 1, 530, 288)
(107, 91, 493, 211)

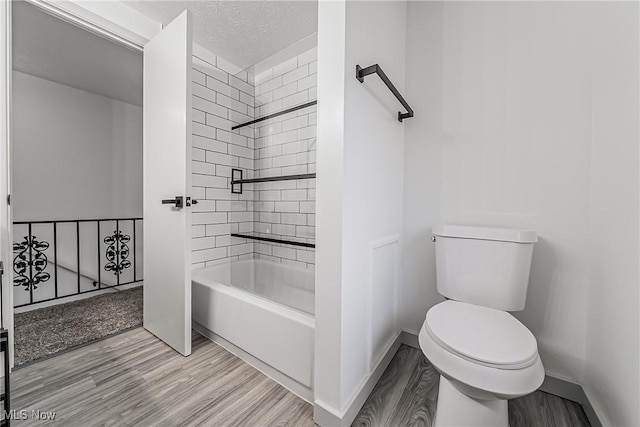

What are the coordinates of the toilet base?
(434, 376, 508, 427)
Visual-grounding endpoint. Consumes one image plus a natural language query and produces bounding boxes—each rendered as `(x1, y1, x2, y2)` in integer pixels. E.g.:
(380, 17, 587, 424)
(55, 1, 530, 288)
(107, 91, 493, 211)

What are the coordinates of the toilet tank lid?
(432, 224, 537, 243)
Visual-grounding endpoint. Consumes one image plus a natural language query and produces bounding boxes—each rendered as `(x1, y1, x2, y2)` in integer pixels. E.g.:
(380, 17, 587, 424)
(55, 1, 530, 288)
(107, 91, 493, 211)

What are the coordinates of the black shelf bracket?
(231, 169, 243, 194)
(232, 233, 315, 248)
(231, 101, 317, 130)
(356, 64, 414, 122)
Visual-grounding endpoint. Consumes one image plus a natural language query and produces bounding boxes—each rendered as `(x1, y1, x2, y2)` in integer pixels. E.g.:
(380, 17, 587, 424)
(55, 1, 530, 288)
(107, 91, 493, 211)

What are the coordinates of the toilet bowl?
(422, 225, 544, 426)
(420, 301, 544, 426)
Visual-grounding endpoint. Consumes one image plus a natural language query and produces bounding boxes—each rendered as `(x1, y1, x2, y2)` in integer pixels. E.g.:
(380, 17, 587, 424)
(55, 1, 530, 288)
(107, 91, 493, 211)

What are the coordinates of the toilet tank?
(432, 224, 537, 311)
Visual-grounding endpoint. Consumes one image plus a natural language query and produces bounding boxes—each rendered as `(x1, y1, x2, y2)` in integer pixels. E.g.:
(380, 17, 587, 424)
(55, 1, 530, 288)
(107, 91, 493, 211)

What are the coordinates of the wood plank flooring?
(352, 345, 591, 427)
(12, 328, 313, 426)
(11, 328, 590, 426)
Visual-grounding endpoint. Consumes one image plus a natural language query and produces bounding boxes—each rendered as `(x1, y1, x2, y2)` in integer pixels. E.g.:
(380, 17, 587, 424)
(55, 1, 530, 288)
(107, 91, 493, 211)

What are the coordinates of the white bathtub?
(191, 259, 315, 401)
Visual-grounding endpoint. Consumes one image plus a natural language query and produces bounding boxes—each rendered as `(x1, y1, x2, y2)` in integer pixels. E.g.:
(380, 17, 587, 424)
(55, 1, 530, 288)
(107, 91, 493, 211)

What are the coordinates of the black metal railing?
(12, 218, 143, 307)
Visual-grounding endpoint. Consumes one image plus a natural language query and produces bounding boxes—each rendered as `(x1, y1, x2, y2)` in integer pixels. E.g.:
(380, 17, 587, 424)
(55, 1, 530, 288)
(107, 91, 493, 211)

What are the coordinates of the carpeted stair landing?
(14, 286, 143, 366)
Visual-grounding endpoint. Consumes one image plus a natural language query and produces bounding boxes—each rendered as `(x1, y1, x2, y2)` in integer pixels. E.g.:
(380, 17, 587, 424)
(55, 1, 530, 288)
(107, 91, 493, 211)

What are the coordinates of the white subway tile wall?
(191, 47, 317, 270)
(251, 47, 317, 270)
(191, 52, 256, 269)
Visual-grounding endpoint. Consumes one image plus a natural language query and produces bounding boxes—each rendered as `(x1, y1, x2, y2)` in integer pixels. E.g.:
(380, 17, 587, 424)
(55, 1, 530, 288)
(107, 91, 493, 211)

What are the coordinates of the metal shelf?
(231, 173, 316, 185)
(231, 233, 315, 248)
(231, 170, 315, 194)
(231, 101, 317, 130)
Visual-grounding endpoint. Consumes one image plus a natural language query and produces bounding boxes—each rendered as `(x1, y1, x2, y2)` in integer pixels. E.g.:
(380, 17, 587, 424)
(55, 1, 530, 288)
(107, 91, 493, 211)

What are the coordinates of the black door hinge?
(6, 194, 9, 205)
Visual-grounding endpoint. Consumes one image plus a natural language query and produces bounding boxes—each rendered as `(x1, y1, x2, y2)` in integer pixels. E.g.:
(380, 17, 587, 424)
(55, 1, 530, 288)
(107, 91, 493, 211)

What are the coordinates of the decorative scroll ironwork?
(13, 235, 50, 291)
(104, 230, 131, 275)
(12, 218, 142, 308)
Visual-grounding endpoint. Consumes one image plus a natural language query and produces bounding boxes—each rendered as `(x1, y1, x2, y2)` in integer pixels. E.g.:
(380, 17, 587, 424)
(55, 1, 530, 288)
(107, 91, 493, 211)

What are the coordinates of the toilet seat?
(425, 300, 538, 370)
(419, 312, 545, 400)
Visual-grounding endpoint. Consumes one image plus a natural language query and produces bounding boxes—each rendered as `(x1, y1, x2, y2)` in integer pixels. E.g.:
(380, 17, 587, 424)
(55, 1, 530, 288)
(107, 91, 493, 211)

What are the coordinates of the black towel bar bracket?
(356, 64, 414, 122)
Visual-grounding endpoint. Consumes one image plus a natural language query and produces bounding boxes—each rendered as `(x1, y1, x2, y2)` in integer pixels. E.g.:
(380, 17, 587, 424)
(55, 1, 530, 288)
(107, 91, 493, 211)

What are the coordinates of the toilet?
(419, 224, 545, 426)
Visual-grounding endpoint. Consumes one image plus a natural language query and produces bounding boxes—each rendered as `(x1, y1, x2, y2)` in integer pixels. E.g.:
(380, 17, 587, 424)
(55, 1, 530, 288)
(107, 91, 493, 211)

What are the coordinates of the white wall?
(341, 0, 406, 403)
(315, 0, 406, 423)
(402, 2, 639, 425)
(585, 3, 639, 425)
(12, 71, 142, 221)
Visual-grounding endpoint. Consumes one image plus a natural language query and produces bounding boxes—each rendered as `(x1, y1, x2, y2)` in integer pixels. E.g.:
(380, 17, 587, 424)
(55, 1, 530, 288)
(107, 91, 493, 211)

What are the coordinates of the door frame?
(0, 0, 158, 368)
(0, 0, 12, 370)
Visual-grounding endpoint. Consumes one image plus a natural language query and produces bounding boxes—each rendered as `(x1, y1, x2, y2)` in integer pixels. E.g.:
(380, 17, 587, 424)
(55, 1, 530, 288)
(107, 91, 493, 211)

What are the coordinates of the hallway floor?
(14, 286, 142, 366)
(11, 328, 590, 426)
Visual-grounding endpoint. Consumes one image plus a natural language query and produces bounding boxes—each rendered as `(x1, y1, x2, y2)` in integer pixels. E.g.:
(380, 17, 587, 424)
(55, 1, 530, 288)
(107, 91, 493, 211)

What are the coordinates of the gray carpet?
(14, 286, 143, 366)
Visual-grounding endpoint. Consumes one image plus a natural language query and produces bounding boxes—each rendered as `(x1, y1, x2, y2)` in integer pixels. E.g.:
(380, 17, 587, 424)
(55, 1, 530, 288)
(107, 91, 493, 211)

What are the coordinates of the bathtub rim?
(192, 264, 316, 322)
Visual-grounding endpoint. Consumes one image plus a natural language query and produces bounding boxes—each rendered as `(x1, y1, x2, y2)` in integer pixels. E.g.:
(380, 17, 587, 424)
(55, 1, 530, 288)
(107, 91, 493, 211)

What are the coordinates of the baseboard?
(313, 331, 403, 427)
(582, 387, 610, 427)
(401, 331, 603, 427)
(192, 321, 314, 403)
(400, 329, 420, 349)
(313, 400, 345, 427)
(14, 282, 143, 314)
(539, 375, 584, 405)
(540, 375, 603, 427)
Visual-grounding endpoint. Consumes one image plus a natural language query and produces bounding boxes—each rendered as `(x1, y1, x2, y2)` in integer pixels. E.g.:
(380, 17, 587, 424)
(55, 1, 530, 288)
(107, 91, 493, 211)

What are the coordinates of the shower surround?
(190, 44, 317, 271)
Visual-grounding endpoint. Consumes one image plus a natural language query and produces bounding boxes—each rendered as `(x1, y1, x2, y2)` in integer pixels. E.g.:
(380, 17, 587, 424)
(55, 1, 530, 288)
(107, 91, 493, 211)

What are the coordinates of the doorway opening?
(10, 1, 143, 366)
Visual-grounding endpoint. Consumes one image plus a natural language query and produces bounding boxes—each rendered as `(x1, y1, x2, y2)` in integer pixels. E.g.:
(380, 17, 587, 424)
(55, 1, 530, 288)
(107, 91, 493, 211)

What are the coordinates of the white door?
(143, 11, 193, 356)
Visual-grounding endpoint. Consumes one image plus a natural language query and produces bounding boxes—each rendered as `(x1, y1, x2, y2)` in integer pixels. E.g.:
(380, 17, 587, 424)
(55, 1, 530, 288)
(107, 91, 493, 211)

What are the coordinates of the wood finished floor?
(12, 328, 313, 427)
(12, 328, 590, 426)
(352, 345, 591, 427)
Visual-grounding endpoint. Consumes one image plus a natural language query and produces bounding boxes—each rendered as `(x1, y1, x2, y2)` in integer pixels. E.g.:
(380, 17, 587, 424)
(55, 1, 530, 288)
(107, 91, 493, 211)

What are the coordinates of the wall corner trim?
(313, 332, 403, 427)
(540, 375, 603, 427)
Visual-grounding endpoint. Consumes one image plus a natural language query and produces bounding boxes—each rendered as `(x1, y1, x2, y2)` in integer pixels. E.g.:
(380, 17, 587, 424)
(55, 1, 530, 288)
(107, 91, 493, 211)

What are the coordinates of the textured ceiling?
(12, 1, 142, 106)
(124, 1, 318, 70)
